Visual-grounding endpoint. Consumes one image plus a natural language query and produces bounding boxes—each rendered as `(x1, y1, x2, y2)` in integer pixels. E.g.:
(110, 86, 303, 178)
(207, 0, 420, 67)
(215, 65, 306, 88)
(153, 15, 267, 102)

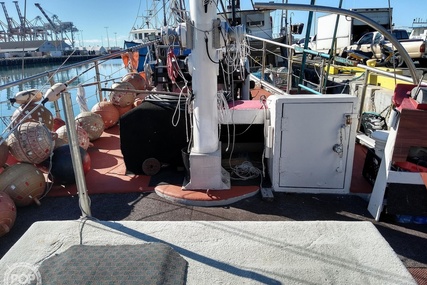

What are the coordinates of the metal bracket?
(260, 188, 274, 201)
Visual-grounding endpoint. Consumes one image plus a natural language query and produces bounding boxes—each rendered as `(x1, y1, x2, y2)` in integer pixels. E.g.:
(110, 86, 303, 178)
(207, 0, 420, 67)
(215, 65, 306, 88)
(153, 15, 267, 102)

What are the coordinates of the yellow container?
(326, 65, 365, 75)
(367, 67, 405, 89)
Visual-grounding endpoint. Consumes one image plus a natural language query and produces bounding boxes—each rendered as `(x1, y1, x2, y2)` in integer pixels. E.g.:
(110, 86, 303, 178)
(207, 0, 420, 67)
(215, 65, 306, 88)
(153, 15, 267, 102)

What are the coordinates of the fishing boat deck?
(2, 1, 427, 282)
(45, 123, 372, 199)
(0, 220, 419, 285)
(47, 85, 373, 201)
(1, 111, 427, 284)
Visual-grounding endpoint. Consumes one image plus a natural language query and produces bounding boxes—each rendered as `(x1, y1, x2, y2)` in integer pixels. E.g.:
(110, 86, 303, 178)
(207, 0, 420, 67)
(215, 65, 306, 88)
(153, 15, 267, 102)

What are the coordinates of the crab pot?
(0, 163, 45, 207)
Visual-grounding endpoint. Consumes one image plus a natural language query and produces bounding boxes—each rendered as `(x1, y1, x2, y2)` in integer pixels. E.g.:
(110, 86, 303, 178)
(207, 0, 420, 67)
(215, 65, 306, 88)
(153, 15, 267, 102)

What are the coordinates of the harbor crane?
(0, 2, 75, 43)
(13, 1, 34, 40)
(34, 2, 77, 48)
(0, 2, 20, 41)
(0, 20, 8, 41)
(30, 16, 48, 41)
(34, 2, 58, 41)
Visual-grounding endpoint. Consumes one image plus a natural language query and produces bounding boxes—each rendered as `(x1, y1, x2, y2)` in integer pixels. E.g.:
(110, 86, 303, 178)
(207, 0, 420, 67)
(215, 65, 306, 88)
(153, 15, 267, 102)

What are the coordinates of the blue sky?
(267, 0, 427, 37)
(2, 0, 425, 48)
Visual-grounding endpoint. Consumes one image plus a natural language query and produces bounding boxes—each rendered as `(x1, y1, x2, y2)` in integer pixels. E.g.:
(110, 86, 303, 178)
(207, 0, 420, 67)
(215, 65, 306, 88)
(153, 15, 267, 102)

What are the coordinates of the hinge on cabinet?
(344, 113, 357, 126)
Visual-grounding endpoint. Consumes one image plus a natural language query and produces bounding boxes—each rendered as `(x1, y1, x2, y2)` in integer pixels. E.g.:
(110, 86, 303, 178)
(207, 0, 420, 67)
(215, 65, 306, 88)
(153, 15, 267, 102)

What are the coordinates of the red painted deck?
(45, 123, 373, 201)
(42, 86, 374, 200)
(47, 126, 154, 197)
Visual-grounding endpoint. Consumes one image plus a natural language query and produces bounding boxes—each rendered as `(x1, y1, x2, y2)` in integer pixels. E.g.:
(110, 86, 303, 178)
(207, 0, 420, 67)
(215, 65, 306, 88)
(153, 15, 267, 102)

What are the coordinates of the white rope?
(76, 84, 90, 112)
(217, 90, 231, 124)
(231, 161, 262, 180)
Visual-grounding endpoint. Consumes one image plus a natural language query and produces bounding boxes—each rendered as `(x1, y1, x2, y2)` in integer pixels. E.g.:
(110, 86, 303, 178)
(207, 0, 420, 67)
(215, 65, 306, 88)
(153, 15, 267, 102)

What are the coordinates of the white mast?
(184, 0, 230, 190)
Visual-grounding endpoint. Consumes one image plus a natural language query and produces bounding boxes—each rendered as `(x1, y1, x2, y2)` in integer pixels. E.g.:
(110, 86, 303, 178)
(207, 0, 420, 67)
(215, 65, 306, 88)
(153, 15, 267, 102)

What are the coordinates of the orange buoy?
(55, 125, 90, 150)
(75, 112, 105, 141)
(122, 72, 147, 91)
(0, 192, 16, 237)
(91, 101, 120, 129)
(7, 121, 54, 164)
(109, 82, 136, 108)
(0, 163, 45, 207)
(11, 103, 54, 130)
(115, 104, 133, 117)
(52, 117, 66, 131)
(134, 98, 143, 107)
(0, 138, 8, 168)
(134, 94, 148, 107)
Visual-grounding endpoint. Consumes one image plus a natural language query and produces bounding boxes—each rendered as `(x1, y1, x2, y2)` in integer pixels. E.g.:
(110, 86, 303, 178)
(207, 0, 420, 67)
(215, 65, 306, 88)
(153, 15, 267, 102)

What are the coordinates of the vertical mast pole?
(184, 0, 230, 190)
(190, 0, 218, 153)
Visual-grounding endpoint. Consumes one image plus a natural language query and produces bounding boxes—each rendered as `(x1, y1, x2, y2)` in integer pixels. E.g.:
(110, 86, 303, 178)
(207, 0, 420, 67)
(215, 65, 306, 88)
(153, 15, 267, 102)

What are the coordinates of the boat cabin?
(130, 28, 162, 43)
(218, 9, 275, 39)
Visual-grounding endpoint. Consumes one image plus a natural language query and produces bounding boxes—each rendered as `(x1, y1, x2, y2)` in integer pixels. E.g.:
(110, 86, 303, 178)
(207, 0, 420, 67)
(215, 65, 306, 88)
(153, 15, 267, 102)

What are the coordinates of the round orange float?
(0, 192, 16, 237)
(52, 117, 66, 131)
(0, 138, 8, 168)
(122, 72, 147, 91)
(0, 163, 46, 207)
(11, 103, 54, 130)
(7, 121, 54, 164)
(134, 94, 148, 107)
(91, 101, 120, 129)
(75, 112, 105, 141)
(115, 104, 133, 117)
(55, 125, 90, 150)
(109, 81, 136, 108)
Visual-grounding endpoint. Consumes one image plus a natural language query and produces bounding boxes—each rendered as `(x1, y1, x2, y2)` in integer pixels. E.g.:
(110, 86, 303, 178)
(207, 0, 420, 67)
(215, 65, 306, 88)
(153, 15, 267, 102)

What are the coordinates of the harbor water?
(0, 58, 128, 134)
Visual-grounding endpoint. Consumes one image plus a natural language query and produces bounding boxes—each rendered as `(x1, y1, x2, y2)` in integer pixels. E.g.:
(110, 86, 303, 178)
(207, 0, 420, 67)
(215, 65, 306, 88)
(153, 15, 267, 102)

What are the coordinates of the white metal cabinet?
(266, 94, 358, 193)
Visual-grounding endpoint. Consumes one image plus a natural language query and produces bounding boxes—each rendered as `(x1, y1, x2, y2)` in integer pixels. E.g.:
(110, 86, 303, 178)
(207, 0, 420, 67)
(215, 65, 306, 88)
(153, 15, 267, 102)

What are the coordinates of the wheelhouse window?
(246, 14, 265, 27)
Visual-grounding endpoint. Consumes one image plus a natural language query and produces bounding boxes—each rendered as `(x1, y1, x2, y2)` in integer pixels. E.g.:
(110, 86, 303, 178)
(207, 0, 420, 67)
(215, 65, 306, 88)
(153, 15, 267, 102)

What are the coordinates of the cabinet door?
(279, 102, 353, 189)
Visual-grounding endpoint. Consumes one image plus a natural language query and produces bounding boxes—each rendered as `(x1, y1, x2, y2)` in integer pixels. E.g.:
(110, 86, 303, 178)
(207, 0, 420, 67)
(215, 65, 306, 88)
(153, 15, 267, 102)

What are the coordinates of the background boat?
(125, 0, 189, 72)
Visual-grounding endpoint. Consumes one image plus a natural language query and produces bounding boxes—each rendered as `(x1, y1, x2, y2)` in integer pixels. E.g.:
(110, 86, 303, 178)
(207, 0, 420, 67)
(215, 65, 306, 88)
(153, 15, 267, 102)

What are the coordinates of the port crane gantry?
(0, 2, 77, 45)
(34, 2, 77, 47)
(0, 2, 20, 41)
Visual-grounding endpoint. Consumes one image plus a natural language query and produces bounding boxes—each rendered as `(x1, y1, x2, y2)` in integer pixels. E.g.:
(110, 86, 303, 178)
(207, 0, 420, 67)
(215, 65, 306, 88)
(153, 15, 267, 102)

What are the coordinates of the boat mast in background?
(162, 0, 167, 26)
